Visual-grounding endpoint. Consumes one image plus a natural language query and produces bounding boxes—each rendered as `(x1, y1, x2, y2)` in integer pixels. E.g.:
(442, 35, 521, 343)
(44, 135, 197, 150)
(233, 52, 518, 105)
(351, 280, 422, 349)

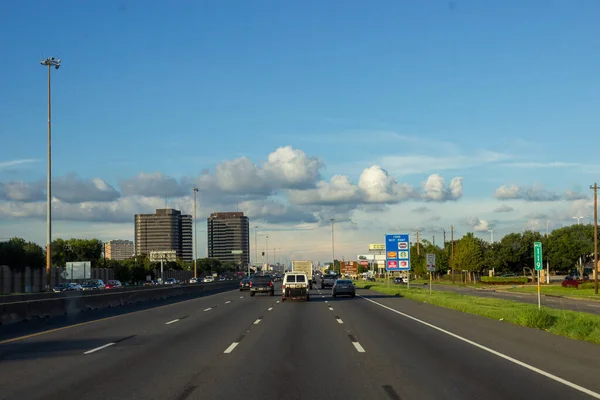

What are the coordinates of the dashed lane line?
(165, 319, 180, 325)
(84, 343, 115, 355)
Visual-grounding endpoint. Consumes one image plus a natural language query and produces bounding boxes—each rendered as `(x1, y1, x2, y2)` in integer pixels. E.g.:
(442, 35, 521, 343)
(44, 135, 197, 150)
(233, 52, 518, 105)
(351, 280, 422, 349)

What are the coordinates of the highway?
(1, 283, 600, 400)
(424, 283, 600, 316)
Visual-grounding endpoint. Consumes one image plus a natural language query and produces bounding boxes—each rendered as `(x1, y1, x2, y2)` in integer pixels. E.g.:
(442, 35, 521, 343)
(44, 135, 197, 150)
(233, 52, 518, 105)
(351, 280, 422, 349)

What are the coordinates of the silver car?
(332, 279, 355, 298)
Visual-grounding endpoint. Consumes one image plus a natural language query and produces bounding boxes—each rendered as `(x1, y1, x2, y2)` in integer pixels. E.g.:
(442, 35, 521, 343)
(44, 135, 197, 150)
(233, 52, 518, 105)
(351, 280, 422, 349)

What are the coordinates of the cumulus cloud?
(120, 172, 190, 197)
(412, 206, 431, 214)
(421, 174, 463, 201)
(53, 174, 120, 203)
(493, 184, 561, 202)
(563, 190, 588, 201)
(466, 216, 494, 232)
(240, 199, 318, 224)
(0, 181, 44, 202)
(494, 204, 514, 213)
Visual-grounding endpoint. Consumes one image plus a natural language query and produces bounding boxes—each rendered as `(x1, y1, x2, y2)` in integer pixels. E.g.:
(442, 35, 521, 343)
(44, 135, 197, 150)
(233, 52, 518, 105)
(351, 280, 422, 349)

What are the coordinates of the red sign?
(400, 261, 409, 268)
(359, 260, 369, 266)
(387, 260, 398, 269)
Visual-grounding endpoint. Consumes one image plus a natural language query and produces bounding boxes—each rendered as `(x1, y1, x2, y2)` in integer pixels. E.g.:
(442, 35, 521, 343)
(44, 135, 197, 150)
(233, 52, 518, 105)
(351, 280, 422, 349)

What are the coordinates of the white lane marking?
(225, 300, 231, 304)
(359, 295, 600, 399)
(336, 318, 344, 324)
(276, 300, 280, 303)
(240, 296, 244, 299)
(254, 319, 262, 325)
(322, 295, 325, 298)
(165, 319, 180, 325)
(328, 307, 334, 311)
(352, 342, 366, 353)
(223, 342, 239, 354)
(204, 308, 212, 312)
(268, 307, 273, 311)
(84, 343, 115, 355)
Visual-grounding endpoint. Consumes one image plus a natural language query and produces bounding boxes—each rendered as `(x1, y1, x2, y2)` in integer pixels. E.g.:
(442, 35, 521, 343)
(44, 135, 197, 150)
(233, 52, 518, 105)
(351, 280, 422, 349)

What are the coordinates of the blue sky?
(1, 1, 599, 261)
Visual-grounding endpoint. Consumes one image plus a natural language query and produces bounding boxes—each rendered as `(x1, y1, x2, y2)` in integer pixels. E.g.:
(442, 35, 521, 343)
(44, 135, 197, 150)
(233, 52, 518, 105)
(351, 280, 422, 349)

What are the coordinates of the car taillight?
(249, 282, 252, 288)
(269, 281, 273, 287)
(282, 284, 286, 289)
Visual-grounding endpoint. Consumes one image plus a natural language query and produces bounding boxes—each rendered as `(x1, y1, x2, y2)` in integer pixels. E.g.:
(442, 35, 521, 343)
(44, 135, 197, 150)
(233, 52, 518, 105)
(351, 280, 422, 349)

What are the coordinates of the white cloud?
(412, 206, 431, 214)
(0, 159, 39, 170)
(494, 204, 514, 213)
(421, 174, 463, 202)
(53, 174, 121, 203)
(494, 184, 561, 202)
(120, 172, 190, 198)
(0, 181, 44, 202)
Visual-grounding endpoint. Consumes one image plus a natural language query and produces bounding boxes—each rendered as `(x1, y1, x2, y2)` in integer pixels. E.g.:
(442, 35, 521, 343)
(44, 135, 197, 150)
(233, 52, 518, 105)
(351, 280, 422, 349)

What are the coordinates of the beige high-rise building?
(135, 209, 193, 262)
(105, 239, 134, 261)
(207, 212, 250, 267)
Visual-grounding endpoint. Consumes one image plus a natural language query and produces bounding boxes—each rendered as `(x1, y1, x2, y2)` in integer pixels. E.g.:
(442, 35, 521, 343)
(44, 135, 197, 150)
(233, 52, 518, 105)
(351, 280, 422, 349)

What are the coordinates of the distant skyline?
(1, 1, 599, 262)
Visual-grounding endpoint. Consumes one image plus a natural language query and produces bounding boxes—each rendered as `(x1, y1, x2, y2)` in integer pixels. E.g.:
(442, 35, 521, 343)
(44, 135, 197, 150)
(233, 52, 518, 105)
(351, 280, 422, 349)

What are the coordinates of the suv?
(321, 274, 338, 289)
(249, 275, 275, 296)
(282, 272, 310, 302)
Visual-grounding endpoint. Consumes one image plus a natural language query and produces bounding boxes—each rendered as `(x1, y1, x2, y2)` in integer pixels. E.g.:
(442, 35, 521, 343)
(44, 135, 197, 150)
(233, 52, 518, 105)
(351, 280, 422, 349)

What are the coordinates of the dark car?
(240, 277, 251, 291)
(105, 280, 122, 289)
(321, 274, 338, 289)
(249, 275, 275, 297)
(82, 279, 105, 290)
(332, 279, 355, 298)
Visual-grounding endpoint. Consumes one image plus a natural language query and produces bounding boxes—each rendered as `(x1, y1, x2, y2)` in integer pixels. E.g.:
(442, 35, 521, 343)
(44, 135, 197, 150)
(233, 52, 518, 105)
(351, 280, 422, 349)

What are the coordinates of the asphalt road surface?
(1, 284, 600, 400)
(423, 283, 600, 316)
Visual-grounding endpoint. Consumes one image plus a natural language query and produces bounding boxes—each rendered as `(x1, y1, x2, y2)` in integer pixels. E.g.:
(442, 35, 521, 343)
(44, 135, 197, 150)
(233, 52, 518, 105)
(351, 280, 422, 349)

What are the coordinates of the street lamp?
(254, 226, 258, 268)
(573, 216, 584, 225)
(265, 235, 269, 265)
(330, 218, 335, 271)
(40, 56, 61, 291)
(193, 187, 199, 279)
(488, 229, 494, 243)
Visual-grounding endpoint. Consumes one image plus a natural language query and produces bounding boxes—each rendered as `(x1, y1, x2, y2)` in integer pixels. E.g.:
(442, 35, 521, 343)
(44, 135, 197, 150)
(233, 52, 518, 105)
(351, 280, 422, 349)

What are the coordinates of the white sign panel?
(426, 253, 436, 272)
(66, 261, 91, 279)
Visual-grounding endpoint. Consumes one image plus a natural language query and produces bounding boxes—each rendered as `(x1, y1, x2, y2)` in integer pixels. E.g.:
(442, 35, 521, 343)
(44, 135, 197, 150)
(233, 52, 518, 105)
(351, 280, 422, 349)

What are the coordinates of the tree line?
(0, 237, 241, 283)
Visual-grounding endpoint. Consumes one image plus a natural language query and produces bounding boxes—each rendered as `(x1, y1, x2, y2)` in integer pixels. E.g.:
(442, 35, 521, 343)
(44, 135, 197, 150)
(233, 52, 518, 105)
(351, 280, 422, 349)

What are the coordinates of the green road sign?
(534, 242, 543, 271)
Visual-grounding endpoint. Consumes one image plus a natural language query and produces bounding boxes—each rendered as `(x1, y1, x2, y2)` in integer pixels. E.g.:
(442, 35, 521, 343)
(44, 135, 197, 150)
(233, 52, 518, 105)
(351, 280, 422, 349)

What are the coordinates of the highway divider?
(0, 281, 239, 325)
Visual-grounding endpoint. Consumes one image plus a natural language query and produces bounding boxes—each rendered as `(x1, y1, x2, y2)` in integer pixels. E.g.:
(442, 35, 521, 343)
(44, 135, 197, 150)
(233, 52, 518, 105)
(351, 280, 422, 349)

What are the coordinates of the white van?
(281, 272, 310, 302)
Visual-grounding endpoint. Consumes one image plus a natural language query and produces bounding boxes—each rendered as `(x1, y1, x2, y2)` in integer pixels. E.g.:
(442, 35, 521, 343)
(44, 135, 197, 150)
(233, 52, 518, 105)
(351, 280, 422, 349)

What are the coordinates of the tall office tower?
(135, 208, 193, 262)
(207, 212, 250, 268)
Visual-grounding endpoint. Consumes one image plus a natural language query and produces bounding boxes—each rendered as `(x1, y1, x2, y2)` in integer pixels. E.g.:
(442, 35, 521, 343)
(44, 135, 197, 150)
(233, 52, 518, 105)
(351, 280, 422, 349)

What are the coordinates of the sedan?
(239, 278, 251, 291)
(332, 279, 355, 298)
(105, 280, 122, 289)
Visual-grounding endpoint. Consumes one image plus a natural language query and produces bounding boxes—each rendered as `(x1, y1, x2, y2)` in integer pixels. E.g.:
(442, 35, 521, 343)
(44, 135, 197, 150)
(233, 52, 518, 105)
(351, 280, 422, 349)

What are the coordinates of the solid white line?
(223, 342, 239, 354)
(336, 318, 344, 324)
(254, 319, 262, 325)
(204, 308, 212, 312)
(352, 342, 366, 353)
(322, 295, 325, 298)
(165, 319, 179, 325)
(268, 307, 273, 311)
(358, 295, 600, 399)
(84, 343, 115, 355)
(225, 301, 231, 304)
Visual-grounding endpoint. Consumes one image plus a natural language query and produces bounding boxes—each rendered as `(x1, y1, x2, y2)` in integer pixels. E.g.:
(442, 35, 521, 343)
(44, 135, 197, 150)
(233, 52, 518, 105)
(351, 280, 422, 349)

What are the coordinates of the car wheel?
(270, 290, 274, 296)
(351, 293, 355, 297)
(250, 291, 255, 297)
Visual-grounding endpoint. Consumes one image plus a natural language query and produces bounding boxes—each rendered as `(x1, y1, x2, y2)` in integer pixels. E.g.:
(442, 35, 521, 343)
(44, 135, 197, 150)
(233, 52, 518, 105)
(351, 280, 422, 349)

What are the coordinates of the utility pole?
(193, 188, 199, 279)
(331, 218, 335, 272)
(416, 230, 420, 256)
(451, 225, 455, 284)
(592, 183, 599, 295)
(266, 235, 269, 265)
(432, 234, 435, 247)
(443, 229, 446, 250)
(41, 56, 61, 290)
(546, 220, 550, 238)
(254, 226, 258, 271)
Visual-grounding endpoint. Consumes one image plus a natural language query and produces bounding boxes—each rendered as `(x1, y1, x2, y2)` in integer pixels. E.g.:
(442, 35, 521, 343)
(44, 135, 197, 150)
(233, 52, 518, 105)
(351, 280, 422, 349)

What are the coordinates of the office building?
(105, 239, 134, 261)
(207, 212, 250, 267)
(135, 209, 193, 262)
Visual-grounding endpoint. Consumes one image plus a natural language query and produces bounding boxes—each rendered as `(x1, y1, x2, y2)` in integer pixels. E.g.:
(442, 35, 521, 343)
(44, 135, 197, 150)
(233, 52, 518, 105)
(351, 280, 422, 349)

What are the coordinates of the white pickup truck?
(281, 272, 310, 302)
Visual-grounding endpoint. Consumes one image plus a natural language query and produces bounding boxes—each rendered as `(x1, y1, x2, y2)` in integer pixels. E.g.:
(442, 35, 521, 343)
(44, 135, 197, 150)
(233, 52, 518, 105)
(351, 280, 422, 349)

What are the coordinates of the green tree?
(454, 233, 483, 280)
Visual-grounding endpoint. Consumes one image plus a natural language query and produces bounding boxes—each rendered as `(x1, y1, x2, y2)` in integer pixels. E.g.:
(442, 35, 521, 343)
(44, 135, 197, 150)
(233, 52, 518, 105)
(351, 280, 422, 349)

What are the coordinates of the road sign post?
(385, 234, 411, 289)
(534, 242, 543, 309)
(426, 253, 436, 295)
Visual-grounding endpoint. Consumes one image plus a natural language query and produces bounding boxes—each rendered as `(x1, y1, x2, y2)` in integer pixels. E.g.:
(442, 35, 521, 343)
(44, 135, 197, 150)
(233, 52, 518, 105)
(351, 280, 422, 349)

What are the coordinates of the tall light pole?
(488, 229, 494, 243)
(330, 218, 335, 272)
(266, 235, 269, 265)
(573, 216, 584, 225)
(546, 220, 550, 238)
(192, 188, 199, 279)
(40, 56, 61, 290)
(591, 183, 599, 295)
(254, 226, 258, 269)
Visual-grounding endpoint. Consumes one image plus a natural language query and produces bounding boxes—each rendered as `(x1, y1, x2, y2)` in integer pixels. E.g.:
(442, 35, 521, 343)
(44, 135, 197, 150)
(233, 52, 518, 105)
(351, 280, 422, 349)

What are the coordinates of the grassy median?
(502, 284, 600, 300)
(354, 281, 600, 345)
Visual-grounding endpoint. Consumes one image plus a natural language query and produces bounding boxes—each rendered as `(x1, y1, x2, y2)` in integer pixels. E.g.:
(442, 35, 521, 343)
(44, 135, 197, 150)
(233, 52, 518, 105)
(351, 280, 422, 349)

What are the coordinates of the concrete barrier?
(0, 281, 239, 326)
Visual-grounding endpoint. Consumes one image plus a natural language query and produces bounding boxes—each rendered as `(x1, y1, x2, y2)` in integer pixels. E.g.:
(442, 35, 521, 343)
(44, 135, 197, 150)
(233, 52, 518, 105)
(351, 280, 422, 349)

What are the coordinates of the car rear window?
(296, 275, 306, 283)
(286, 275, 296, 283)
(337, 280, 352, 284)
(252, 277, 272, 282)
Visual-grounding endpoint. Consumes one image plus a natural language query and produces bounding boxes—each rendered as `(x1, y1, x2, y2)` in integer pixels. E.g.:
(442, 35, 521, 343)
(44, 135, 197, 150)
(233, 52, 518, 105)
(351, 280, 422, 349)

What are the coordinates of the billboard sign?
(65, 261, 91, 280)
(426, 253, 436, 272)
(359, 260, 369, 267)
(369, 244, 385, 251)
(385, 234, 410, 271)
(341, 261, 359, 275)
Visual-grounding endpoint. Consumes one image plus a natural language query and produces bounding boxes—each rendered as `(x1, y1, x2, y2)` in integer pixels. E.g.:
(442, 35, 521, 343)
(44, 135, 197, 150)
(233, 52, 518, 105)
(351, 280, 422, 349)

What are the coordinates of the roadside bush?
(481, 276, 528, 285)
(578, 282, 598, 290)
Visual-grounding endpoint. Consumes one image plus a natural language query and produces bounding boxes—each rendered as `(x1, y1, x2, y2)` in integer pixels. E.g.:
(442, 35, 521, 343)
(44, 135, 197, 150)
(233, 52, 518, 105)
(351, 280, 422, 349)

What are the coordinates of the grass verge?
(502, 285, 600, 300)
(354, 281, 600, 344)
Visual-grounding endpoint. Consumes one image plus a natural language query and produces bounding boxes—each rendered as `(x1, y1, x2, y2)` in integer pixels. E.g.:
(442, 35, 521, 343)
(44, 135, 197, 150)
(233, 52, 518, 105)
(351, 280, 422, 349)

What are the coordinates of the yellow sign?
(387, 251, 397, 259)
(369, 244, 385, 251)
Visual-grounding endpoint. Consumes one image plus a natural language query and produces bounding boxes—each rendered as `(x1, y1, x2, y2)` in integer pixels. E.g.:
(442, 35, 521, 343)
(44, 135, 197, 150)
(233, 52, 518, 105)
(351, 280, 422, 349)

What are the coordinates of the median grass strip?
(355, 281, 600, 344)
(503, 284, 600, 300)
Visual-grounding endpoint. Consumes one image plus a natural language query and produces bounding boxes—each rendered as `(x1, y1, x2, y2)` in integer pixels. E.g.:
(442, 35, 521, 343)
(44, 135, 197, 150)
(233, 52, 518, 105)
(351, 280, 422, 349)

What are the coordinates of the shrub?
(480, 276, 528, 285)
(578, 282, 598, 290)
